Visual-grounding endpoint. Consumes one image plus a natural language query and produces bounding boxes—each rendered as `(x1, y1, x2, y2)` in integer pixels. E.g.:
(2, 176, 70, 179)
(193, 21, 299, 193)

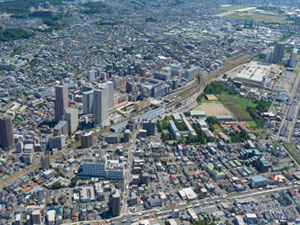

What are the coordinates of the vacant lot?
(195, 102, 231, 117)
(217, 93, 255, 120)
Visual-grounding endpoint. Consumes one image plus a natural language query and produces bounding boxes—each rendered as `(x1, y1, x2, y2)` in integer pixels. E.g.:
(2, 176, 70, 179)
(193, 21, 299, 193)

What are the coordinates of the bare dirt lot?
(195, 103, 232, 117)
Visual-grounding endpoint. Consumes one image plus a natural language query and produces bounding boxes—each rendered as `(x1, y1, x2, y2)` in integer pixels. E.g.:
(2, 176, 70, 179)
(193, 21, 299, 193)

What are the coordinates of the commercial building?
(43, 169, 54, 179)
(123, 129, 131, 142)
(110, 107, 165, 133)
(47, 210, 55, 225)
(53, 120, 68, 137)
(0, 115, 14, 150)
(49, 135, 65, 150)
(81, 131, 93, 148)
(109, 189, 121, 217)
(184, 66, 200, 80)
(142, 120, 156, 136)
(23, 143, 33, 164)
(105, 134, 119, 144)
(250, 175, 268, 188)
(178, 187, 198, 200)
(94, 87, 109, 128)
(154, 72, 171, 81)
(77, 157, 124, 179)
(32, 210, 41, 224)
(232, 61, 281, 87)
(41, 153, 50, 170)
(55, 84, 69, 122)
(288, 48, 298, 68)
(87, 69, 97, 82)
(272, 42, 285, 64)
(64, 107, 78, 135)
(103, 81, 114, 109)
(83, 90, 94, 115)
(80, 186, 96, 202)
(152, 83, 170, 98)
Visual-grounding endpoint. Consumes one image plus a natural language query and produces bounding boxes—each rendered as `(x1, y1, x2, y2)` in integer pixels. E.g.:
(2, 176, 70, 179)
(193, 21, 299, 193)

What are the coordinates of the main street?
(277, 62, 300, 142)
(121, 132, 136, 215)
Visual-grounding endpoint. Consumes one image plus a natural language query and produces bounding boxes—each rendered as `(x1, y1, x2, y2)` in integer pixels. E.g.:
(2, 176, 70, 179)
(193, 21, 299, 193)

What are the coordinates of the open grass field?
(220, 5, 248, 10)
(195, 102, 231, 117)
(217, 93, 255, 120)
(284, 144, 300, 165)
(225, 13, 291, 24)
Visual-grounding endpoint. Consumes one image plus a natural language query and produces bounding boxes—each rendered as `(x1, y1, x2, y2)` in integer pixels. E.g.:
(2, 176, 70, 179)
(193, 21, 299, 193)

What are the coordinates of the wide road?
(277, 62, 300, 141)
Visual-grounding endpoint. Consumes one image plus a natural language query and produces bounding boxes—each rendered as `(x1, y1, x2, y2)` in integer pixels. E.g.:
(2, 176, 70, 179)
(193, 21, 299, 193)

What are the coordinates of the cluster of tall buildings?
(82, 81, 114, 128)
(264, 42, 298, 68)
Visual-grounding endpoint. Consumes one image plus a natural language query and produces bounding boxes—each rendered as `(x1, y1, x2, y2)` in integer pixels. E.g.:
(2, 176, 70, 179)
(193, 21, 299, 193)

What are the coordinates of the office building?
(103, 81, 114, 109)
(288, 48, 298, 68)
(77, 157, 124, 179)
(112, 76, 121, 89)
(105, 134, 119, 144)
(141, 172, 149, 185)
(123, 129, 131, 142)
(126, 80, 135, 93)
(127, 119, 136, 132)
(64, 107, 78, 135)
(272, 42, 285, 64)
(94, 87, 109, 128)
(109, 189, 121, 217)
(41, 153, 50, 170)
(0, 115, 14, 150)
(55, 84, 69, 122)
(14, 214, 22, 225)
(81, 131, 93, 148)
(83, 90, 94, 115)
(15, 141, 23, 153)
(265, 51, 273, 63)
(32, 210, 41, 224)
(47, 210, 55, 225)
(53, 120, 68, 137)
(184, 66, 200, 80)
(49, 135, 65, 150)
(251, 175, 268, 188)
(87, 69, 97, 82)
(142, 120, 156, 136)
(152, 83, 170, 98)
(154, 72, 171, 81)
(23, 143, 33, 164)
